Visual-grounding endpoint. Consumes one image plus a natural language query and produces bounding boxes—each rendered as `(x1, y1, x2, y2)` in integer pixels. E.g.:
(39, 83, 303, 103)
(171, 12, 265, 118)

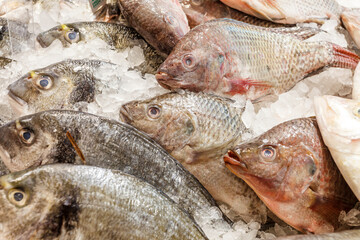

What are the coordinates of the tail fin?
(328, 43, 360, 70)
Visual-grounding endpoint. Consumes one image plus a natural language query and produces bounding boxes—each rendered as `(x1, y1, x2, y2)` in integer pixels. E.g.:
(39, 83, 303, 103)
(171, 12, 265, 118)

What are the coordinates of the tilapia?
(0, 110, 229, 225)
(0, 56, 12, 67)
(7, 59, 118, 115)
(120, 91, 268, 223)
(0, 164, 207, 239)
(341, 10, 360, 49)
(218, 0, 343, 24)
(224, 118, 357, 233)
(37, 22, 165, 74)
(118, 0, 190, 55)
(276, 229, 360, 240)
(0, 17, 31, 55)
(156, 19, 359, 101)
(314, 95, 360, 202)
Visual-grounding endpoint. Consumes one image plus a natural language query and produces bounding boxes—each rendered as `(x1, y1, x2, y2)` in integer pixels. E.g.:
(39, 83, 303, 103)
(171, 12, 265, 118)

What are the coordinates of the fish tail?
(328, 43, 360, 70)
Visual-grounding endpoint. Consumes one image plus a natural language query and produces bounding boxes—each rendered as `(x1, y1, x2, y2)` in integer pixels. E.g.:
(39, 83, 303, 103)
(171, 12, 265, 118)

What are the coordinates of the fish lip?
(155, 72, 174, 90)
(119, 105, 132, 123)
(36, 34, 51, 48)
(0, 146, 11, 171)
(224, 150, 248, 171)
(7, 90, 26, 107)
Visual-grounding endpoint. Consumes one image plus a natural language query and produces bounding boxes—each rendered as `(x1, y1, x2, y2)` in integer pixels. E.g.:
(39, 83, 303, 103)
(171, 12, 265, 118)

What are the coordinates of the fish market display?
(156, 19, 358, 100)
(341, 10, 360, 49)
(219, 0, 343, 24)
(37, 22, 165, 74)
(0, 110, 227, 225)
(0, 57, 12, 67)
(276, 229, 360, 239)
(314, 95, 360, 201)
(118, 0, 190, 55)
(224, 117, 357, 233)
(7, 59, 121, 115)
(120, 91, 268, 223)
(0, 17, 31, 55)
(0, 164, 207, 239)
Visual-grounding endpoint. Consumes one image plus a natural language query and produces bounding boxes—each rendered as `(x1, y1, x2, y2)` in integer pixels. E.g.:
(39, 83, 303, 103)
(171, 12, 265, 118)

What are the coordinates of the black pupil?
(23, 132, 31, 140)
(150, 108, 158, 115)
(263, 149, 272, 157)
(14, 192, 23, 202)
(186, 58, 192, 66)
(68, 31, 77, 40)
(40, 79, 49, 87)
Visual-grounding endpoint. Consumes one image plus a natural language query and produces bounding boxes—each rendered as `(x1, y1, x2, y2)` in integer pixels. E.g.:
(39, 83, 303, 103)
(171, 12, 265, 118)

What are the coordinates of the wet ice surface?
(1, 1, 360, 240)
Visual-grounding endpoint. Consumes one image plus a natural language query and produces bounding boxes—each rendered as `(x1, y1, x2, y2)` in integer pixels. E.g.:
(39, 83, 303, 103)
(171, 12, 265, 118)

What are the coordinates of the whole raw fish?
(0, 110, 228, 225)
(218, 0, 343, 24)
(224, 118, 357, 233)
(0, 56, 12, 67)
(7, 59, 118, 115)
(37, 22, 165, 74)
(276, 229, 360, 239)
(0, 164, 207, 239)
(156, 19, 358, 101)
(314, 95, 360, 202)
(118, 0, 190, 55)
(120, 91, 268, 223)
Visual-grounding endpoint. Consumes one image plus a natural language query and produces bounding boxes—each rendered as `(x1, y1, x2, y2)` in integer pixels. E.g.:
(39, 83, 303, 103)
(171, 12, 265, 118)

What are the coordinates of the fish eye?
(182, 54, 196, 70)
(35, 75, 53, 90)
(8, 189, 28, 207)
(19, 129, 35, 145)
(65, 29, 80, 43)
(164, 14, 179, 27)
(147, 106, 161, 119)
(260, 146, 276, 161)
(353, 106, 360, 118)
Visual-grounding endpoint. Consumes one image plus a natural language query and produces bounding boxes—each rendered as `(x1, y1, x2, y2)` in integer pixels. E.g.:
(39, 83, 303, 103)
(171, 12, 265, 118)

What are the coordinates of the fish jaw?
(7, 91, 28, 117)
(155, 72, 182, 90)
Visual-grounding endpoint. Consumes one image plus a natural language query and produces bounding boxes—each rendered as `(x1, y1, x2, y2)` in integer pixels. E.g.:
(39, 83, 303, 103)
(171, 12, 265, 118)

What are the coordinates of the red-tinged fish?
(224, 117, 357, 233)
(218, 0, 343, 24)
(156, 19, 359, 101)
(341, 9, 360, 49)
(118, 0, 190, 55)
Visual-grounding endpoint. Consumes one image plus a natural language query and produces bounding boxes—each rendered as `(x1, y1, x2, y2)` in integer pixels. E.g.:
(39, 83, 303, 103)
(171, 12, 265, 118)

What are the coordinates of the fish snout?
(155, 72, 180, 90)
(224, 150, 248, 170)
(119, 104, 133, 123)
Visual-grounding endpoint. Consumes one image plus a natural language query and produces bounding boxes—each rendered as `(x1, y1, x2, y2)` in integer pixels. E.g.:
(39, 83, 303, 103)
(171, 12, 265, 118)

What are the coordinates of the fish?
(314, 95, 360, 202)
(90, 0, 124, 23)
(224, 117, 357, 233)
(0, 56, 12, 67)
(36, 22, 165, 74)
(0, 110, 229, 226)
(0, 164, 207, 239)
(7, 59, 117, 115)
(218, 0, 343, 24)
(275, 229, 360, 240)
(0, 17, 31, 55)
(118, 0, 190, 55)
(341, 9, 360, 50)
(120, 91, 268, 223)
(156, 19, 359, 101)
(179, 0, 292, 28)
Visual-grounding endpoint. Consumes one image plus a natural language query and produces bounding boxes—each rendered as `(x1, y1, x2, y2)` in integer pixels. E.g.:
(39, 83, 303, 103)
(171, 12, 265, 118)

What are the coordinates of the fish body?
(276, 229, 360, 240)
(0, 17, 31, 55)
(0, 56, 12, 67)
(0, 164, 207, 239)
(0, 110, 226, 223)
(37, 22, 165, 74)
(120, 91, 268, 223)
(7, 59, 116, 115)
(156, 19, 358, 100)
(218, 0, 343, 24)
(179, 0, 290, 28)
(224, 117, 357, 233)
(314, 95, 360, 202)
(118, 0, 190, 55)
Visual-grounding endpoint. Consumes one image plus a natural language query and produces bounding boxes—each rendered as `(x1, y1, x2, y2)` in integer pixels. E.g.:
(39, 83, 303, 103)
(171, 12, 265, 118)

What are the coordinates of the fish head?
(120, 93, 196, 150)
(37, 23, 81, 47)
(156, 29, 225, 92)
(0, 113, 64, 174)
(315, 95, 360, 155)
(0, 166, 75, 239)
(224, 124, 320, 201)
(7, 65, 75, 114)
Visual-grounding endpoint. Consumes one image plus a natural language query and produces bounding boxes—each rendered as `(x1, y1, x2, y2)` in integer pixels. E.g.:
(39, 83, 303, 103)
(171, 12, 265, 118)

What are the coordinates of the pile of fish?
(1, 0, 360, 239)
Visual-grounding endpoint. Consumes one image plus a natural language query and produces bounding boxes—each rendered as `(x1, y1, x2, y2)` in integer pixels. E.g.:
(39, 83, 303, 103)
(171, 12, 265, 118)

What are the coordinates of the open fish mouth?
(119, 105, 133, 123)
(223, 150, 248, 172)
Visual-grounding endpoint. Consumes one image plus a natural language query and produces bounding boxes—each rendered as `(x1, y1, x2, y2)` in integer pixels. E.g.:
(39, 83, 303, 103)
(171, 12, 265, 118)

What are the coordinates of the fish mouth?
(224, 150, 248, 174)
(36, 33, 52, 48)
(7, 90, 28, 116)
(0, 146, 11, 171)
(119, 105, 133, 123)
(155, 72, 182, 90)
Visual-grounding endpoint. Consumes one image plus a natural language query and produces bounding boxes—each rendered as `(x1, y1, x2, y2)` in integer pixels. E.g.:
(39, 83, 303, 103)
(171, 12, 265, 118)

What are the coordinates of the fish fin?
(225, 78, 273, 99)
(328, 43, 360, 69)
(268, 26, 321, 40)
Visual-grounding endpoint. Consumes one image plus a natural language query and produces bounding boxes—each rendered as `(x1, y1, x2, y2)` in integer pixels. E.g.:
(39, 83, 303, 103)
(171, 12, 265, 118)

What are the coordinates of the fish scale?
(156, 19, 359, 100)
